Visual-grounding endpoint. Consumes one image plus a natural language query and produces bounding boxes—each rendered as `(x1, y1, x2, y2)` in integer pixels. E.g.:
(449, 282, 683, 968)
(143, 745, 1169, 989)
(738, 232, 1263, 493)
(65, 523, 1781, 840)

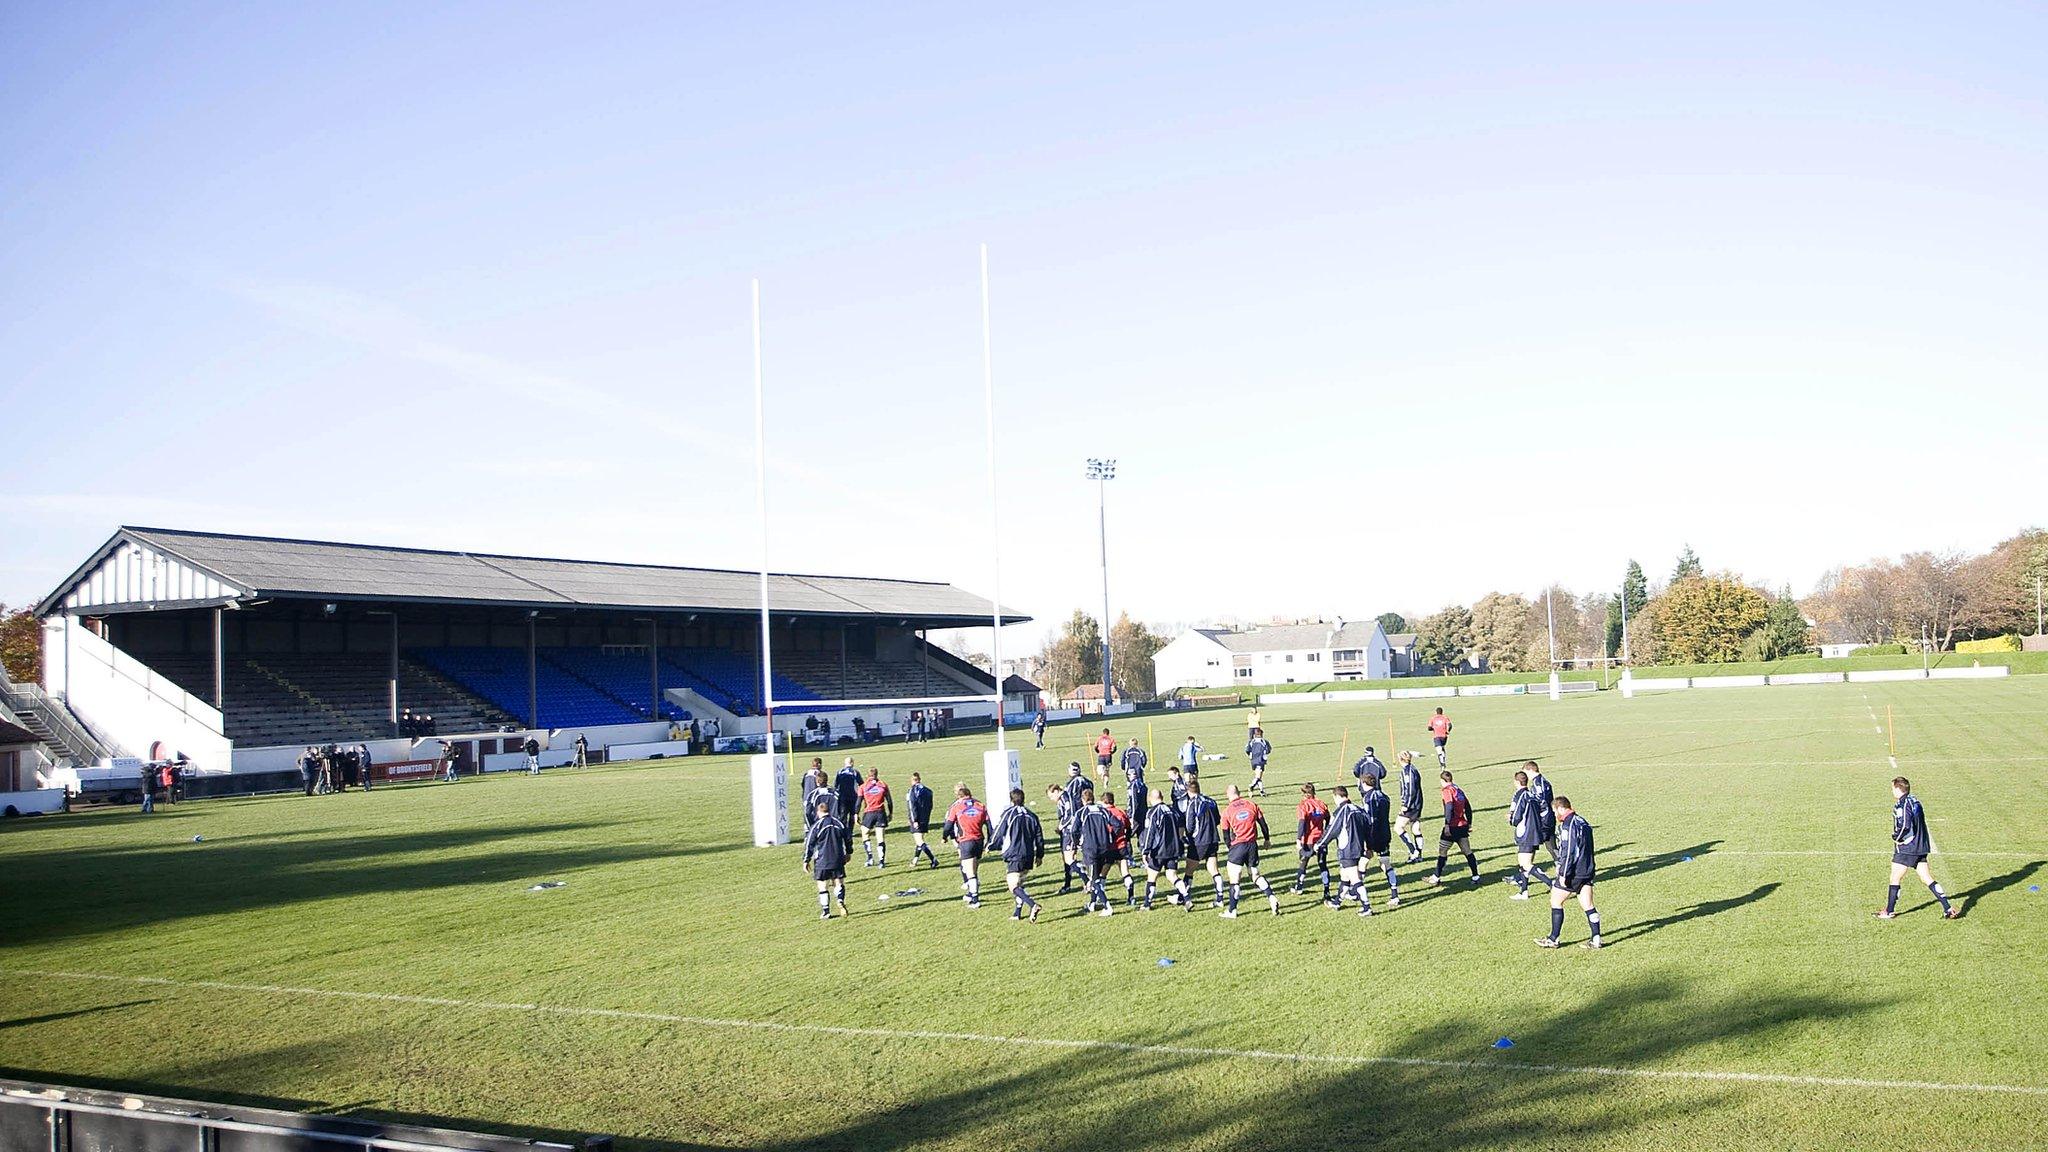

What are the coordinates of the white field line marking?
(1659, 850, 2039, 859)
(7, 969, 2046, 1099)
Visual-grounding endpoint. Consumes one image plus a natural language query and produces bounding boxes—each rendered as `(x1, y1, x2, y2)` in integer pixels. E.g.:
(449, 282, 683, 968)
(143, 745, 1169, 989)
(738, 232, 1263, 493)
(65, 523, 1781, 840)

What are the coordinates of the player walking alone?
(906, 772, 940, 869)
(1426, 707, 1452, 768)
(1093, 728, 1118, 786)
(1245, 729, 1272, 797)
(1878, 777, 1959, 920)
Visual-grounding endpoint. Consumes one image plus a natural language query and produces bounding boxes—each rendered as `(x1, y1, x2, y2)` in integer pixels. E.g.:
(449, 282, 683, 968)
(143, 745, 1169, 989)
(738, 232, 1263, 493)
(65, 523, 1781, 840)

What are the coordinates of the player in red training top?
(1219, 784, 1281, 919)
(1426, 707, 1453, 768)
(857, 768, 892, 868)
(1093, 729, 1118, 788)
(1293, 782, 1333, 902)
(1427, 770, 1482, 887)
(943, 784, 992, 909)
(1101, 791, 1136, 906)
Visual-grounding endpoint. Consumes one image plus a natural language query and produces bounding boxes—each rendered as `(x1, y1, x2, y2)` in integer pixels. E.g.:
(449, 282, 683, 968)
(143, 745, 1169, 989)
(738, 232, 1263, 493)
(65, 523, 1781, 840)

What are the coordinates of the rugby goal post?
(746, 251, 1021, 849)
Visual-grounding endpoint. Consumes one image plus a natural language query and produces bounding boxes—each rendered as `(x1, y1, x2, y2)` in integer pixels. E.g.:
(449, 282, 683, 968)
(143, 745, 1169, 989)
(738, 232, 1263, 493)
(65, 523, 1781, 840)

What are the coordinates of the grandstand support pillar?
(527, 614, 538, 729)
(212, 607, 223, 709)
(839, 625, 848, 698)
(646, 618, 660, 719)
(389, 611, 400, 734)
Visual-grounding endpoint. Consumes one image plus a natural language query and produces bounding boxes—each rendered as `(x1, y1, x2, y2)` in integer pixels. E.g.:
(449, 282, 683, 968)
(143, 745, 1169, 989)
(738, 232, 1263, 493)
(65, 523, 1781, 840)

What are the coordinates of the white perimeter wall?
(49, 616, 232, 772)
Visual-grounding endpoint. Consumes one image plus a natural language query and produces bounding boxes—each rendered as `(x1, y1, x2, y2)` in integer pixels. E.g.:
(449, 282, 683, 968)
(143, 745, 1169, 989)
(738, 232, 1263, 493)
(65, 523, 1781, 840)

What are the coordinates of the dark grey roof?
(1214, 621, 1383, 654)
(42, 527, 1028, 626)
(1386, 632, 1418, 647)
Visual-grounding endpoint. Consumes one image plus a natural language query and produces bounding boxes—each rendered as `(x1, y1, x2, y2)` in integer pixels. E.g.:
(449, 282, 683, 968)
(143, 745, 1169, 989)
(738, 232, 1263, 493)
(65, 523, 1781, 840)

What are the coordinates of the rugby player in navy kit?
(1537, 796, 1602, 949)
(1878, 777, 1958, 920)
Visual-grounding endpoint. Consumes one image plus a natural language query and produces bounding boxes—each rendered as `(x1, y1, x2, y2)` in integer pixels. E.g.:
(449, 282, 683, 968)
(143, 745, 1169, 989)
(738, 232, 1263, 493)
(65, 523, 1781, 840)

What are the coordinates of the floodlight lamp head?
(1085, 458, 1118, 481)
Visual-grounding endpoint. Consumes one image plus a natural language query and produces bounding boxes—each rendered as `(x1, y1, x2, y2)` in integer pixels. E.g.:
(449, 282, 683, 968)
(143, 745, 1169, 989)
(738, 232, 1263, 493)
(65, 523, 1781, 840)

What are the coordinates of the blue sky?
(3, 2, 2043, 646)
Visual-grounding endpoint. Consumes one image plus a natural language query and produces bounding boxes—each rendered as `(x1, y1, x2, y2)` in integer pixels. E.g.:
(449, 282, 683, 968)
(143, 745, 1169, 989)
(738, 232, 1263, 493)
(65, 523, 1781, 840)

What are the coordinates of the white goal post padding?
(984, 748, 1021, 819)
(750, 752, 789, 847)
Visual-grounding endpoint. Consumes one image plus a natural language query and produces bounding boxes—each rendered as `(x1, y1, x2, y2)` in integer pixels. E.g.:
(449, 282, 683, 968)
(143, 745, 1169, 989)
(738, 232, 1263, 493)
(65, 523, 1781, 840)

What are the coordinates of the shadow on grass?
(1954, 859, 2044, 915)
(3, 975, 1883, 1152)
(0, 820, 744, 947)
(0, 1000, 158, 1030)
(1602, 882, 1781, 945)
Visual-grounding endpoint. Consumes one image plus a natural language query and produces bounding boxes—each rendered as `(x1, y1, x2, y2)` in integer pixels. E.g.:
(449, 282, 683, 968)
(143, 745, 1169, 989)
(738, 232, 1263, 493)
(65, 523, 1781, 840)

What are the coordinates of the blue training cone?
(1157, 958, 1176, 968)
(1493, 1037, 1515, 1049)
(1681, 855, 1692, 862)
(2030, 886, 2040, 893)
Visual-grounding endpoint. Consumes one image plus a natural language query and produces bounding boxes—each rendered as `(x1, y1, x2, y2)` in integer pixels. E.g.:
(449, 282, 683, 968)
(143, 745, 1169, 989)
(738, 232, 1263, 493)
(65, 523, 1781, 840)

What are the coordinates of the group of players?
(797, 707, 1607, 948)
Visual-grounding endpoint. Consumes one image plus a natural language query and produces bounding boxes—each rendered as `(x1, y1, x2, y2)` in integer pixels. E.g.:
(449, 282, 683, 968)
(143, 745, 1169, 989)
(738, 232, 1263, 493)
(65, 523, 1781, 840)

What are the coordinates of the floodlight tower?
(1086, 458, 1117, 705)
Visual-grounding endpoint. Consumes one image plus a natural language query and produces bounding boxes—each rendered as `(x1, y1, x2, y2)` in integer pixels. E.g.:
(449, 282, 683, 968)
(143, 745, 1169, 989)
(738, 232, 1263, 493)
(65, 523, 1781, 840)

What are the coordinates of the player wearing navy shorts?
(1538, 796, 1602, 949)
(943, 785, 991, 909)
(1426, 708, 1452, 767)
(906, 772, 939, 868)
(1507, 769, 1548, 899)
(1245, 731, 1272, 797)
(1359, 773, 1400, 912)
(1071, 788, 1123, 917)
(1879, 776, 1958, 920)
(801, 799, 851, 920)
(1219, 784, 1280, 918)
(1293, 782, 1333, 900)
(1101, 791, 1137, 906)
(1139, 788, 1189, 910)
(1122, 740, 1149, 861)
(801, 758, 828, 829)
(1394, 751, 1425, 862)
(1427, 770, 1481, 887)
(1179, 775, 1225, 909)
(988, 787, 1046, 922)
(1526, 761, 1557, 863)
(856, 768, 892, 867)
(1321, 786, 1368, 916)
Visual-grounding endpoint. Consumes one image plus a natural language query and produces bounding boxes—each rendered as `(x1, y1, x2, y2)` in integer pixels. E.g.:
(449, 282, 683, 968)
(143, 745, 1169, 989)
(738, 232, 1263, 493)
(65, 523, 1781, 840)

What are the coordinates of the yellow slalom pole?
(1387, 715, 1395, 754)
(1887, 705, 1895, 756)
(1148, 720, 1155, 764)
(1338, 727, 1349, 773)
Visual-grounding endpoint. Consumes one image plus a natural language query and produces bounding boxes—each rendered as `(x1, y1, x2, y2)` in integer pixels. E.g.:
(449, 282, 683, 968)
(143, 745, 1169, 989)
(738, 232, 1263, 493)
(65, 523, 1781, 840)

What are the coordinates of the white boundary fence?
(1259, 665, 2012, 706)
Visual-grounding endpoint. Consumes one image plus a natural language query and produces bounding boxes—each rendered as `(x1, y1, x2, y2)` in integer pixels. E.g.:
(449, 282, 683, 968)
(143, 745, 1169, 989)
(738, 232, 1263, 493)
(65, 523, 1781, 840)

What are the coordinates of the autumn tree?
(1649, 575, 1768, 664)
(1894, 551, 1969, 650)
(1107, 612, 1167, 701)
(1574, 592, 1611, 662)
(1470, 592, 1538, 673)
(1521, 585, 1581, 669)
(1415, 605, 1475, 674)
(1956, 529, 2048, 638)
(1034, 610, 1103, 698)
(0, 606, 41, 684)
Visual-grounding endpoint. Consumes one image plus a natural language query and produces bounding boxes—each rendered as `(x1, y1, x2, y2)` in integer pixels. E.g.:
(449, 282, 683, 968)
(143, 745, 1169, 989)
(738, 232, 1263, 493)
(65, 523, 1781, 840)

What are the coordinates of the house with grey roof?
(1152, 620, 1392, 691)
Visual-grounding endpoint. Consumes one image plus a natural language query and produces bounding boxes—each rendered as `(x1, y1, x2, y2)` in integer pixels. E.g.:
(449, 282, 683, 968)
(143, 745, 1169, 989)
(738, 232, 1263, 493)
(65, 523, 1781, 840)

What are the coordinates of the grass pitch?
(3, 679, 2046, 1151)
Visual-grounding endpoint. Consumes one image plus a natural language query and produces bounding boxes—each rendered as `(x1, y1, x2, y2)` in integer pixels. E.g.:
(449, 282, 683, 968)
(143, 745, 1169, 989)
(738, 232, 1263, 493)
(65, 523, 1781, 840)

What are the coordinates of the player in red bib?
(857, 768, 893, 868)
(1219, 784, 1280, 918)
(1427, 770, 1482, 886)
(1101, 792, 1136, 906)
(943, 784, 991, 908)
(1093, 729, 1118, 788)
(1293, 782, 1333, 901)
(1426, 707, 1453, 768)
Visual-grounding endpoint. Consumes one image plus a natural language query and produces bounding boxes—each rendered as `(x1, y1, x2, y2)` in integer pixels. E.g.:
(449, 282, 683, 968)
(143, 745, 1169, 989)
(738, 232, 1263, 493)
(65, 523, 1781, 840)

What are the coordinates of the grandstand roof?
(39, 527, 1029, 627)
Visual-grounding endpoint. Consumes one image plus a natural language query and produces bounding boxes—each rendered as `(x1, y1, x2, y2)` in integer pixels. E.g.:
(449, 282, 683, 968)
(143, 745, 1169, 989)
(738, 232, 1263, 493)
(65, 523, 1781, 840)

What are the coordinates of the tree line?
(1403, 528, 2045, 672)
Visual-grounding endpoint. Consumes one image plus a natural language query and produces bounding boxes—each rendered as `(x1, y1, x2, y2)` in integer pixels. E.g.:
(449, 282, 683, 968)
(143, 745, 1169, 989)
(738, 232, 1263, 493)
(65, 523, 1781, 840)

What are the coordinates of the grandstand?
(31, 527, 1026, 774)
